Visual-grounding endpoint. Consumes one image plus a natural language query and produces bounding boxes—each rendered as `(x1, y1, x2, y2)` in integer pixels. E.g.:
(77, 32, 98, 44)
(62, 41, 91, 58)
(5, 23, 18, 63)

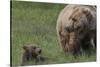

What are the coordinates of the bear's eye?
(72, 18, 77, 22)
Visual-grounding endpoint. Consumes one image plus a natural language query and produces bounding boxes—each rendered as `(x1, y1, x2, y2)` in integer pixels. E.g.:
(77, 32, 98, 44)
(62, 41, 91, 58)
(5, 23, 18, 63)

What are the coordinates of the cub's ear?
(82, 9, 93, 23)
(23, 45, 27, 50)
(31, 45, 37, 49)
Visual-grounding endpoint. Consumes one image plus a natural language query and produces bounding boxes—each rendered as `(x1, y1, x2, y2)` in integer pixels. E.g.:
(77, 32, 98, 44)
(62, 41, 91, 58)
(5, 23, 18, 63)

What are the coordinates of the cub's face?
(23, 45, 42, 57)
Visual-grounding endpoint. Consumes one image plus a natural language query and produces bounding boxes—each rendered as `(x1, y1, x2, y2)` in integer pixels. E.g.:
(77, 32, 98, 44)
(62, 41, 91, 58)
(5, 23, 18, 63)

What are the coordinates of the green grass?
(11, 1, 96, 66)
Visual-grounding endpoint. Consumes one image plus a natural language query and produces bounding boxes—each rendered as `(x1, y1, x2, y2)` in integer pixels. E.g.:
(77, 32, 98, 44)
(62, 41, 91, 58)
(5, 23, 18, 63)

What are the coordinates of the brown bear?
(21, 44, 45, 65)
(56, 4, 96, 55)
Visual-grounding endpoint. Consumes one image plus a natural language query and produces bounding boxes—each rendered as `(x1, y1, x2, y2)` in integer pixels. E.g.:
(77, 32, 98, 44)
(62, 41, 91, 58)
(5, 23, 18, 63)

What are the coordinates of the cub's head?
(23, 45, 42, 56)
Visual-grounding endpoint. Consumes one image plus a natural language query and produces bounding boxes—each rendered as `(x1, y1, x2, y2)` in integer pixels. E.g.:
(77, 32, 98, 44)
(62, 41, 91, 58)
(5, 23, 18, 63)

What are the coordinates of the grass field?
(11, 1, 96, 66)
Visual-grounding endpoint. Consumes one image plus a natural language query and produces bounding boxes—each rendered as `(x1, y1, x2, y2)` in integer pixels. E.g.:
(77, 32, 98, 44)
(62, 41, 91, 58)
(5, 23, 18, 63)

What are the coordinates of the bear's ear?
(82, 9, 92, 23)
(31, 46, 37, 49)
(23, 45, 28, 50)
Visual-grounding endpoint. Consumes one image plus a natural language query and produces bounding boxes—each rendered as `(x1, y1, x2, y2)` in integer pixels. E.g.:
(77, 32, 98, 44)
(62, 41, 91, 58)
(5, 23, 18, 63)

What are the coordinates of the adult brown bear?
(56, 4, 96, 55)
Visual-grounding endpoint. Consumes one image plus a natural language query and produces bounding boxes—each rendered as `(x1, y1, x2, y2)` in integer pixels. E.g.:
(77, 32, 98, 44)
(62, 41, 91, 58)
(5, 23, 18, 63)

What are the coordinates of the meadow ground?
(11, 1, 96, 66)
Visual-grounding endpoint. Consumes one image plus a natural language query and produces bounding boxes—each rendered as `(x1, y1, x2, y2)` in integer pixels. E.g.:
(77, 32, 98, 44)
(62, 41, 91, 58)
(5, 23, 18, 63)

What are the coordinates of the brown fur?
(21, 44, 45, 65)
(56, 4, 96, 55)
